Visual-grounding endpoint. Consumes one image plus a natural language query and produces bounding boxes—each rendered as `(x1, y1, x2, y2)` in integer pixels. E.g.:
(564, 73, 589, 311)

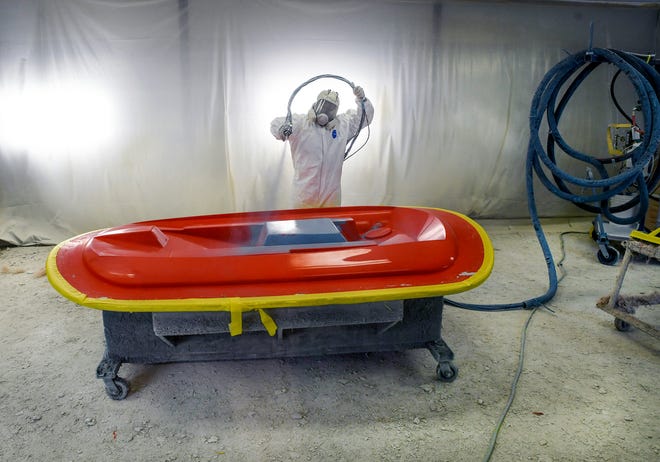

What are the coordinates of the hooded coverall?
(270, 98, 374, 208)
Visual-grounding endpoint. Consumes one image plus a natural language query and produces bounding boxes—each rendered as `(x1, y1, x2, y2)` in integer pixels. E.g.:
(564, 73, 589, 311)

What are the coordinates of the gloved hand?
(353, 85, 365, 101)
(278, 122, 293, 139)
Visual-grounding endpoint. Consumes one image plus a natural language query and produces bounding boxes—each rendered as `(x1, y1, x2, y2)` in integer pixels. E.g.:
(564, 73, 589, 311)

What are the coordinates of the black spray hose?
(447, 48, 660, 312)
(610, 70, 633, 125)
(611, 52, 658, 125)
(282, 73, 368, 159)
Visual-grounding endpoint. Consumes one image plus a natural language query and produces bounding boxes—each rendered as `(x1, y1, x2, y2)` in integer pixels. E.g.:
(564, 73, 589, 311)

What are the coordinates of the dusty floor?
(1, 218, 658, 462)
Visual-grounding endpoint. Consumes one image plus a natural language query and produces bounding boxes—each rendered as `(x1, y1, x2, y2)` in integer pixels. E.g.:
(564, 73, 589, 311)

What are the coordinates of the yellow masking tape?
(229, 302, 243, 336)
(259, 309, 278, 336)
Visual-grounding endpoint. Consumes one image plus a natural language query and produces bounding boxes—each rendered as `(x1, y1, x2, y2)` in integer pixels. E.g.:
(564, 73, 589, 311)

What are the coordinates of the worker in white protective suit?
(271, 86, 374, 208)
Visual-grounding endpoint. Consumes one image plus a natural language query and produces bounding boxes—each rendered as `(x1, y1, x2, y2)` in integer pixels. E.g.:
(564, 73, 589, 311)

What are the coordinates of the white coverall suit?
(270, 97, 374, 208)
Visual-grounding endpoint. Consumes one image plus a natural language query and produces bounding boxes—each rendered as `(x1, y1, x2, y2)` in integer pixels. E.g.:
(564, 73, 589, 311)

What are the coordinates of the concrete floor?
(1, 218, 658, 461)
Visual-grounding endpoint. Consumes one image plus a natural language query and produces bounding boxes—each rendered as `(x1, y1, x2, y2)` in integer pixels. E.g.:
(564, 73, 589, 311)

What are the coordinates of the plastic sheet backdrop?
(0, 0, 657, 245)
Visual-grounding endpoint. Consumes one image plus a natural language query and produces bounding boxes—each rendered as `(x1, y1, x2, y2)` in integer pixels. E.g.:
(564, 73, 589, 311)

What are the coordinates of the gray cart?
(96, 296, 456, 400)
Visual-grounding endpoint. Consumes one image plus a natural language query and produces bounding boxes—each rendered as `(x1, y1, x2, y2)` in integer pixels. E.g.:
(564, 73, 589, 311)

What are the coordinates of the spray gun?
(280, 121, 293, 139)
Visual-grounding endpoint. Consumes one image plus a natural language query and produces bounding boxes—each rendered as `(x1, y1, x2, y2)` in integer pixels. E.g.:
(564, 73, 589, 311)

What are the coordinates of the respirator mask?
(310, 90, 339, 127)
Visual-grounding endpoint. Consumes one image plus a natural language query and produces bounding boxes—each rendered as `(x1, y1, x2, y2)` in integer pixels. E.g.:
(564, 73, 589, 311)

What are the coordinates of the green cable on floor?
(482, 306, 540, 462)
(482, 230, 586, 461)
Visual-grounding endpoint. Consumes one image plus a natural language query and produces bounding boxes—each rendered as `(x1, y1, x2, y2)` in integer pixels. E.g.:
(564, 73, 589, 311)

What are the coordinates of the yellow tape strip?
(258, 309, 278, 336)
(229, 302, 242, 336)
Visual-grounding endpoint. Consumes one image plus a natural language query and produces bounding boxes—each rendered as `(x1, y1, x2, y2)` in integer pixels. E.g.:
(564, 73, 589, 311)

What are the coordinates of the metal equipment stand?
(597, 238, 660, 338)
(96, 296, 456, 400)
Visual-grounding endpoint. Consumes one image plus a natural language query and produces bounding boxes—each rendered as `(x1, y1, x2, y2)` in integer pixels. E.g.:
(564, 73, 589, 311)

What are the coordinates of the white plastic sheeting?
(0, 0, 657, 245)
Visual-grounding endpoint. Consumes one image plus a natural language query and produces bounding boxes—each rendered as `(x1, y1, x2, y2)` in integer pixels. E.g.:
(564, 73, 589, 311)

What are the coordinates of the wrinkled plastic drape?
(0, 0, 657, 245)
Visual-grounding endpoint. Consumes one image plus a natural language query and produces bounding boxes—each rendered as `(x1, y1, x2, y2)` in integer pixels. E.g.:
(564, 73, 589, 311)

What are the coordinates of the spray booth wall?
(0, 0, 657, 245)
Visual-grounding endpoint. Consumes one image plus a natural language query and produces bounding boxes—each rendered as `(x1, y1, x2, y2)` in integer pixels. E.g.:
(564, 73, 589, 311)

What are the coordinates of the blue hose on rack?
(447, 48, 660, 312)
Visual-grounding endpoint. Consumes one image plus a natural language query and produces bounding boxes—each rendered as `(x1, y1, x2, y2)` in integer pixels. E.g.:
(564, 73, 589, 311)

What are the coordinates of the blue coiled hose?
(447, 48, 660, 312)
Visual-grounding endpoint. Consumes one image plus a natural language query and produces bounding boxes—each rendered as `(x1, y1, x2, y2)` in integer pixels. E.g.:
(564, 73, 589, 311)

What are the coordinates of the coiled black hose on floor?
(447, 48, 660, 312)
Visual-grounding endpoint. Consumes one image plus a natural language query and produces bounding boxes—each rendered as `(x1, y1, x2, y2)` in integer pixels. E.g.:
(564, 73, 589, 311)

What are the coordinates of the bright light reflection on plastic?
(0, 80, 118, 155)
(267, 219, 299, 234)
(418, 217, 447, 241)
(291, 247, 390, 269)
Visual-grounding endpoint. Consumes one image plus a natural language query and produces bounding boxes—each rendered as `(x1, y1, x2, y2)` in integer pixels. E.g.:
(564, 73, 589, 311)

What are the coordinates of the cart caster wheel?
(436, 362, 458, 382)
(597, 246, 620, 266)
(105, 377, 130, 400)
(614, 318, 632, 332)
